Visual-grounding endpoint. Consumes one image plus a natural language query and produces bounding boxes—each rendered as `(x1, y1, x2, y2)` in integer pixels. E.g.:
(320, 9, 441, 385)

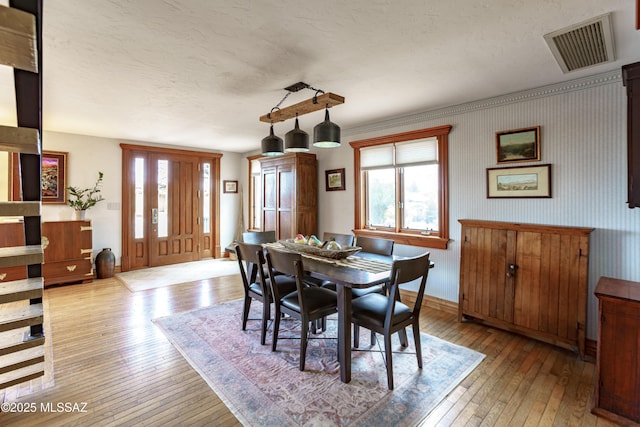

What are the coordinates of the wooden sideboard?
(592, 277, 640, 425)
(0, 220, 93, 286)
(458, 219, 593, 357)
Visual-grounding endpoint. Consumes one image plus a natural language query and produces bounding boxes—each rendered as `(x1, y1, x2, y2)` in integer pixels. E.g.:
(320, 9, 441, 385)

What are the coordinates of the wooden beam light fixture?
(260, 82, 344, 156)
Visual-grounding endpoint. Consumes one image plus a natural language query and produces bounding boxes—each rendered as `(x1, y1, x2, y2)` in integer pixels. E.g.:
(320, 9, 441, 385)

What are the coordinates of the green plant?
(67, 172, 105, 210)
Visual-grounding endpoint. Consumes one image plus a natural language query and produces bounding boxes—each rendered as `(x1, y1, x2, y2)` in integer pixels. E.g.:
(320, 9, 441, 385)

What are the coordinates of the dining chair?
(265, 247, 338, 371)
(242, 230, 277, 244)
(235, 241, 296, 345)
(350, 251, 431, 390)
(322, 235, 394, 298)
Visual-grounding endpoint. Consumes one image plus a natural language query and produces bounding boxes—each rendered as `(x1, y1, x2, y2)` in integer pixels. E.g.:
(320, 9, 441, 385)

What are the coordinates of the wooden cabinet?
(623, 62, 640, 208)
(458, 219, 593, 356)
(259, 153, 317, 240)
(0, 220, 93, 287)
(592, 277, 640, 425)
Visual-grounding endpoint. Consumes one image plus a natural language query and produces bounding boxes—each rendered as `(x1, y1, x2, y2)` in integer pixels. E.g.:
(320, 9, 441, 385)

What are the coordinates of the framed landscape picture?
(487, 164, 551, 198)
(325, 168, 345, 191)
(496, 126, 541, 163)
(223, 180, 238, 193)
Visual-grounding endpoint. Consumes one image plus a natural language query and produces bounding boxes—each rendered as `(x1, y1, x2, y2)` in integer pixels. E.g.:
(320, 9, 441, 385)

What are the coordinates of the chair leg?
(300, 319, 309, 371)
(412, 324, 423, 368)
(399, 327, 409, 347)
(271, 308, 281, 352)
(353, 324, 360, 348)
(370, 330, 376, 346)
(260, 299, 270, 345)
(384, 334, 394, 390)
(242, 297, 251, 331)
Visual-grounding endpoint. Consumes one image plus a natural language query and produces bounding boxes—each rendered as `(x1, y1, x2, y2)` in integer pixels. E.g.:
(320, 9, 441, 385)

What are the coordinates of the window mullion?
(396, 168, 402, 233)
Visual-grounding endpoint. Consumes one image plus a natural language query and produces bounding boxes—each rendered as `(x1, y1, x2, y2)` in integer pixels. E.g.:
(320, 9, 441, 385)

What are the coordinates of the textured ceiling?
(1, 0, 639, 153)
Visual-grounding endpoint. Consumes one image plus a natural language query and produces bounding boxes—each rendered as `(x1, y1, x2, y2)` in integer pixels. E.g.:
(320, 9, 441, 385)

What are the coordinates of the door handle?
(152, 208, 158, 224)
(506, 263, 518, 278)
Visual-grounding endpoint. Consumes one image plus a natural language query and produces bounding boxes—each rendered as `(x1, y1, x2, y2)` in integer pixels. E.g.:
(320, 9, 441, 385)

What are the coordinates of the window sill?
(353, 229, 449, 250)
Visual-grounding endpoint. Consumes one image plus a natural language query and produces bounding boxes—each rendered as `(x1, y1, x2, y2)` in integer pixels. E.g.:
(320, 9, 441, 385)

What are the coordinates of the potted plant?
(67, 171, 105, 220)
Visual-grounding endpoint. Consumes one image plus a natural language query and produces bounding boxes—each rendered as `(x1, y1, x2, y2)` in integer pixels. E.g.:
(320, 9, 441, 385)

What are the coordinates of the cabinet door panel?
(514, 231, 542, 330)
(460, 226, 513, 321)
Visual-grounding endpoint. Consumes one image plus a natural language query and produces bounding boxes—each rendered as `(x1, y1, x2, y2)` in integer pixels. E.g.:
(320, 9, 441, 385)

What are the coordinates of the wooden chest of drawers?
(0, 220, 93, 286)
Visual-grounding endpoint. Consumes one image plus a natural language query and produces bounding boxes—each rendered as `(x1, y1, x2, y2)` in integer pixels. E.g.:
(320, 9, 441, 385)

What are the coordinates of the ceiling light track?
(260, 82, 344, 156)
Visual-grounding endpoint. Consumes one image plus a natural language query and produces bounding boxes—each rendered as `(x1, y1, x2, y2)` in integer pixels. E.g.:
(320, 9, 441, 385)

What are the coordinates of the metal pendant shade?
(284, 117, 309, 152)
(313, 108, 341, 148)
(261, 125, 284, 156)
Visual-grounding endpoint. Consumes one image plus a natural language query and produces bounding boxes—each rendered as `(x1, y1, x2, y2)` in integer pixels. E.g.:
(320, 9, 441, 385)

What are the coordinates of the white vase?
(74, 210, 86, 220)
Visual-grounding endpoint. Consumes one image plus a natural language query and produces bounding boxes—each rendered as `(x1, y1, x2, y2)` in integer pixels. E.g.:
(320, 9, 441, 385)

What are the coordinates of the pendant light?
(313, 106, 341, 148)
(261, 124, 284, 156)
(284, 114, 309, 152)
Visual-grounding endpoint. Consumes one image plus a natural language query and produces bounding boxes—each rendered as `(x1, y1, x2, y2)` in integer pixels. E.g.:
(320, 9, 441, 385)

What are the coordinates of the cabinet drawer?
(43, 259, 92, 283)
(0, 266, 28, 283)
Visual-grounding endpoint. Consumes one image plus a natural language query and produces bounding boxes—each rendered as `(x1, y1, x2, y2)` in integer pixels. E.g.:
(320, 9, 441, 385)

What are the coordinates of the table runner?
(264, 242, 392, 273)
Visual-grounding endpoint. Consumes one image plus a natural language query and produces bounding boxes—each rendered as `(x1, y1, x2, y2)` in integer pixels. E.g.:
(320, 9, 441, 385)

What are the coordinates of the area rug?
(153, 300, 485, 426)
(116, 258, 240, 292)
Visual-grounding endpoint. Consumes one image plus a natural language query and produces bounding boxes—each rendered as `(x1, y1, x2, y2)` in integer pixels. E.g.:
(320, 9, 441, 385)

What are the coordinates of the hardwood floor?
(0, 275, 612, 426)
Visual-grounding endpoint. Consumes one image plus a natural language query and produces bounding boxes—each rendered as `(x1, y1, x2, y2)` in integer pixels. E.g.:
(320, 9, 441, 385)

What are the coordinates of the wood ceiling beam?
(259, 92, 345, 123)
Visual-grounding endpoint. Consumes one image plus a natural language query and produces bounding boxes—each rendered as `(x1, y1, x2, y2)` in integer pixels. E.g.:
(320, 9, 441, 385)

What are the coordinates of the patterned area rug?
(116, 258, 239, 291)
(153, 300, 485, 426)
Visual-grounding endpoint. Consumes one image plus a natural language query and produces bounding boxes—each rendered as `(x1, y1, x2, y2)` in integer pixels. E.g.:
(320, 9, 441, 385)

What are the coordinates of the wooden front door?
(148, 153, 199, 266)
(120, 144, 221, 271)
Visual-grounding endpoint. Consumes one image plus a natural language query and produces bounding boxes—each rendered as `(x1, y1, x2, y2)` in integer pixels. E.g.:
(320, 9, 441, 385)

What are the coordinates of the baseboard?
(399, 289, 458, 316)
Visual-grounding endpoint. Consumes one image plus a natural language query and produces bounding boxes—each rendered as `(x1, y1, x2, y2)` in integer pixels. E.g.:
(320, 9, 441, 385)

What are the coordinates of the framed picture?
(496, 126, 541, 163)
(325, 168, 345, 191)
(487, 164, 551, 198)
(10, 150, 68, 204)
(223, 180, 238, 193)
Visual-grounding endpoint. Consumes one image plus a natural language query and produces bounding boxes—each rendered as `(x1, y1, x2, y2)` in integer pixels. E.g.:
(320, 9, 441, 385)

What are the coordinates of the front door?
(120, 144, 221, 271)
(148, 153, 199, 266)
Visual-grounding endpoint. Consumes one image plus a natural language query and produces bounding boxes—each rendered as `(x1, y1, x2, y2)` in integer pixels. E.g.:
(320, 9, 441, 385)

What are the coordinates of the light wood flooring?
(0, 274, 614, 426)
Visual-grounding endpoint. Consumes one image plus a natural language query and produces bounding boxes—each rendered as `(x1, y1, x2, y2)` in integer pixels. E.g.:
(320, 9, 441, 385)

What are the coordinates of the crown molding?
(344, 69, 622, 137)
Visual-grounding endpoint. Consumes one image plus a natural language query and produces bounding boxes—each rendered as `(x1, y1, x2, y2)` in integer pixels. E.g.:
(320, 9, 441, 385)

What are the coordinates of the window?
(350, 125, 451, 249)
(248, 156, 262, 230)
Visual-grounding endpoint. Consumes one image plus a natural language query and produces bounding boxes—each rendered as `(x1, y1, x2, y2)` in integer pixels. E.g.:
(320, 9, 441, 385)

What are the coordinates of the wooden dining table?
(296, 252, 394, 383)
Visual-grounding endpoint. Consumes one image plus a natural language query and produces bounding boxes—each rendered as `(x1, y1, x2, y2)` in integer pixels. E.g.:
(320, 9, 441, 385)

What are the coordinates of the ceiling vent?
(543, 13, 615, 73)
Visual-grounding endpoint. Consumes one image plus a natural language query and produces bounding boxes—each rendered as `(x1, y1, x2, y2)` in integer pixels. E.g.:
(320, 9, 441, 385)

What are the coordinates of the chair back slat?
(242, 230, 276, 244)
(385, 252, 431, 322)
(355, 236, 394, 255)
(235, 241, 267, 292)
(265, 247, 305, 302)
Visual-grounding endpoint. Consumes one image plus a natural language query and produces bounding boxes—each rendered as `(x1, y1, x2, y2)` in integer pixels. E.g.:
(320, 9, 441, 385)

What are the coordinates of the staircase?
(0, 0, 46, 391)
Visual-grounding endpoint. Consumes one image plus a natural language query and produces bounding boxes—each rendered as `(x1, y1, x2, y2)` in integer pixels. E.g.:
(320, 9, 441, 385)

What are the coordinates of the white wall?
(40, 132, 238, 266)
(314, 69, 638, 340)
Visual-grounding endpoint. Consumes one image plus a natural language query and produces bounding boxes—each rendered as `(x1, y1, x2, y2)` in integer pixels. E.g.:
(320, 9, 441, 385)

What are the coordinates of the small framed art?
(325, 168, 345, 191)
(496, 126, 541, 164)
(487, 164, 551, 198)
(10, 150, 68, 204)
(223, 180, 238, 193)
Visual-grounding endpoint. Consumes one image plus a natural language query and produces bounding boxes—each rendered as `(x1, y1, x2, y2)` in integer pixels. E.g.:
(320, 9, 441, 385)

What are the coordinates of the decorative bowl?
(279, 239, 361, 259)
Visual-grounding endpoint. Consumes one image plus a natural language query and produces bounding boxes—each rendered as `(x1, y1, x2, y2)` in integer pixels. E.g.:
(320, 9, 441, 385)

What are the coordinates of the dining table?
(265, 244, 394, 383)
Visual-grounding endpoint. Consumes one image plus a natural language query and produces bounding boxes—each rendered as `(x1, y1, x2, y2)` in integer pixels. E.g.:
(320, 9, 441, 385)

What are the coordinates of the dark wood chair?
(351, 251, 431, 390)
(328, 235, 394, 299)
(235, 242, 296, 345)
(265, 247, 338, 371)
(242, 230, 276, 244)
